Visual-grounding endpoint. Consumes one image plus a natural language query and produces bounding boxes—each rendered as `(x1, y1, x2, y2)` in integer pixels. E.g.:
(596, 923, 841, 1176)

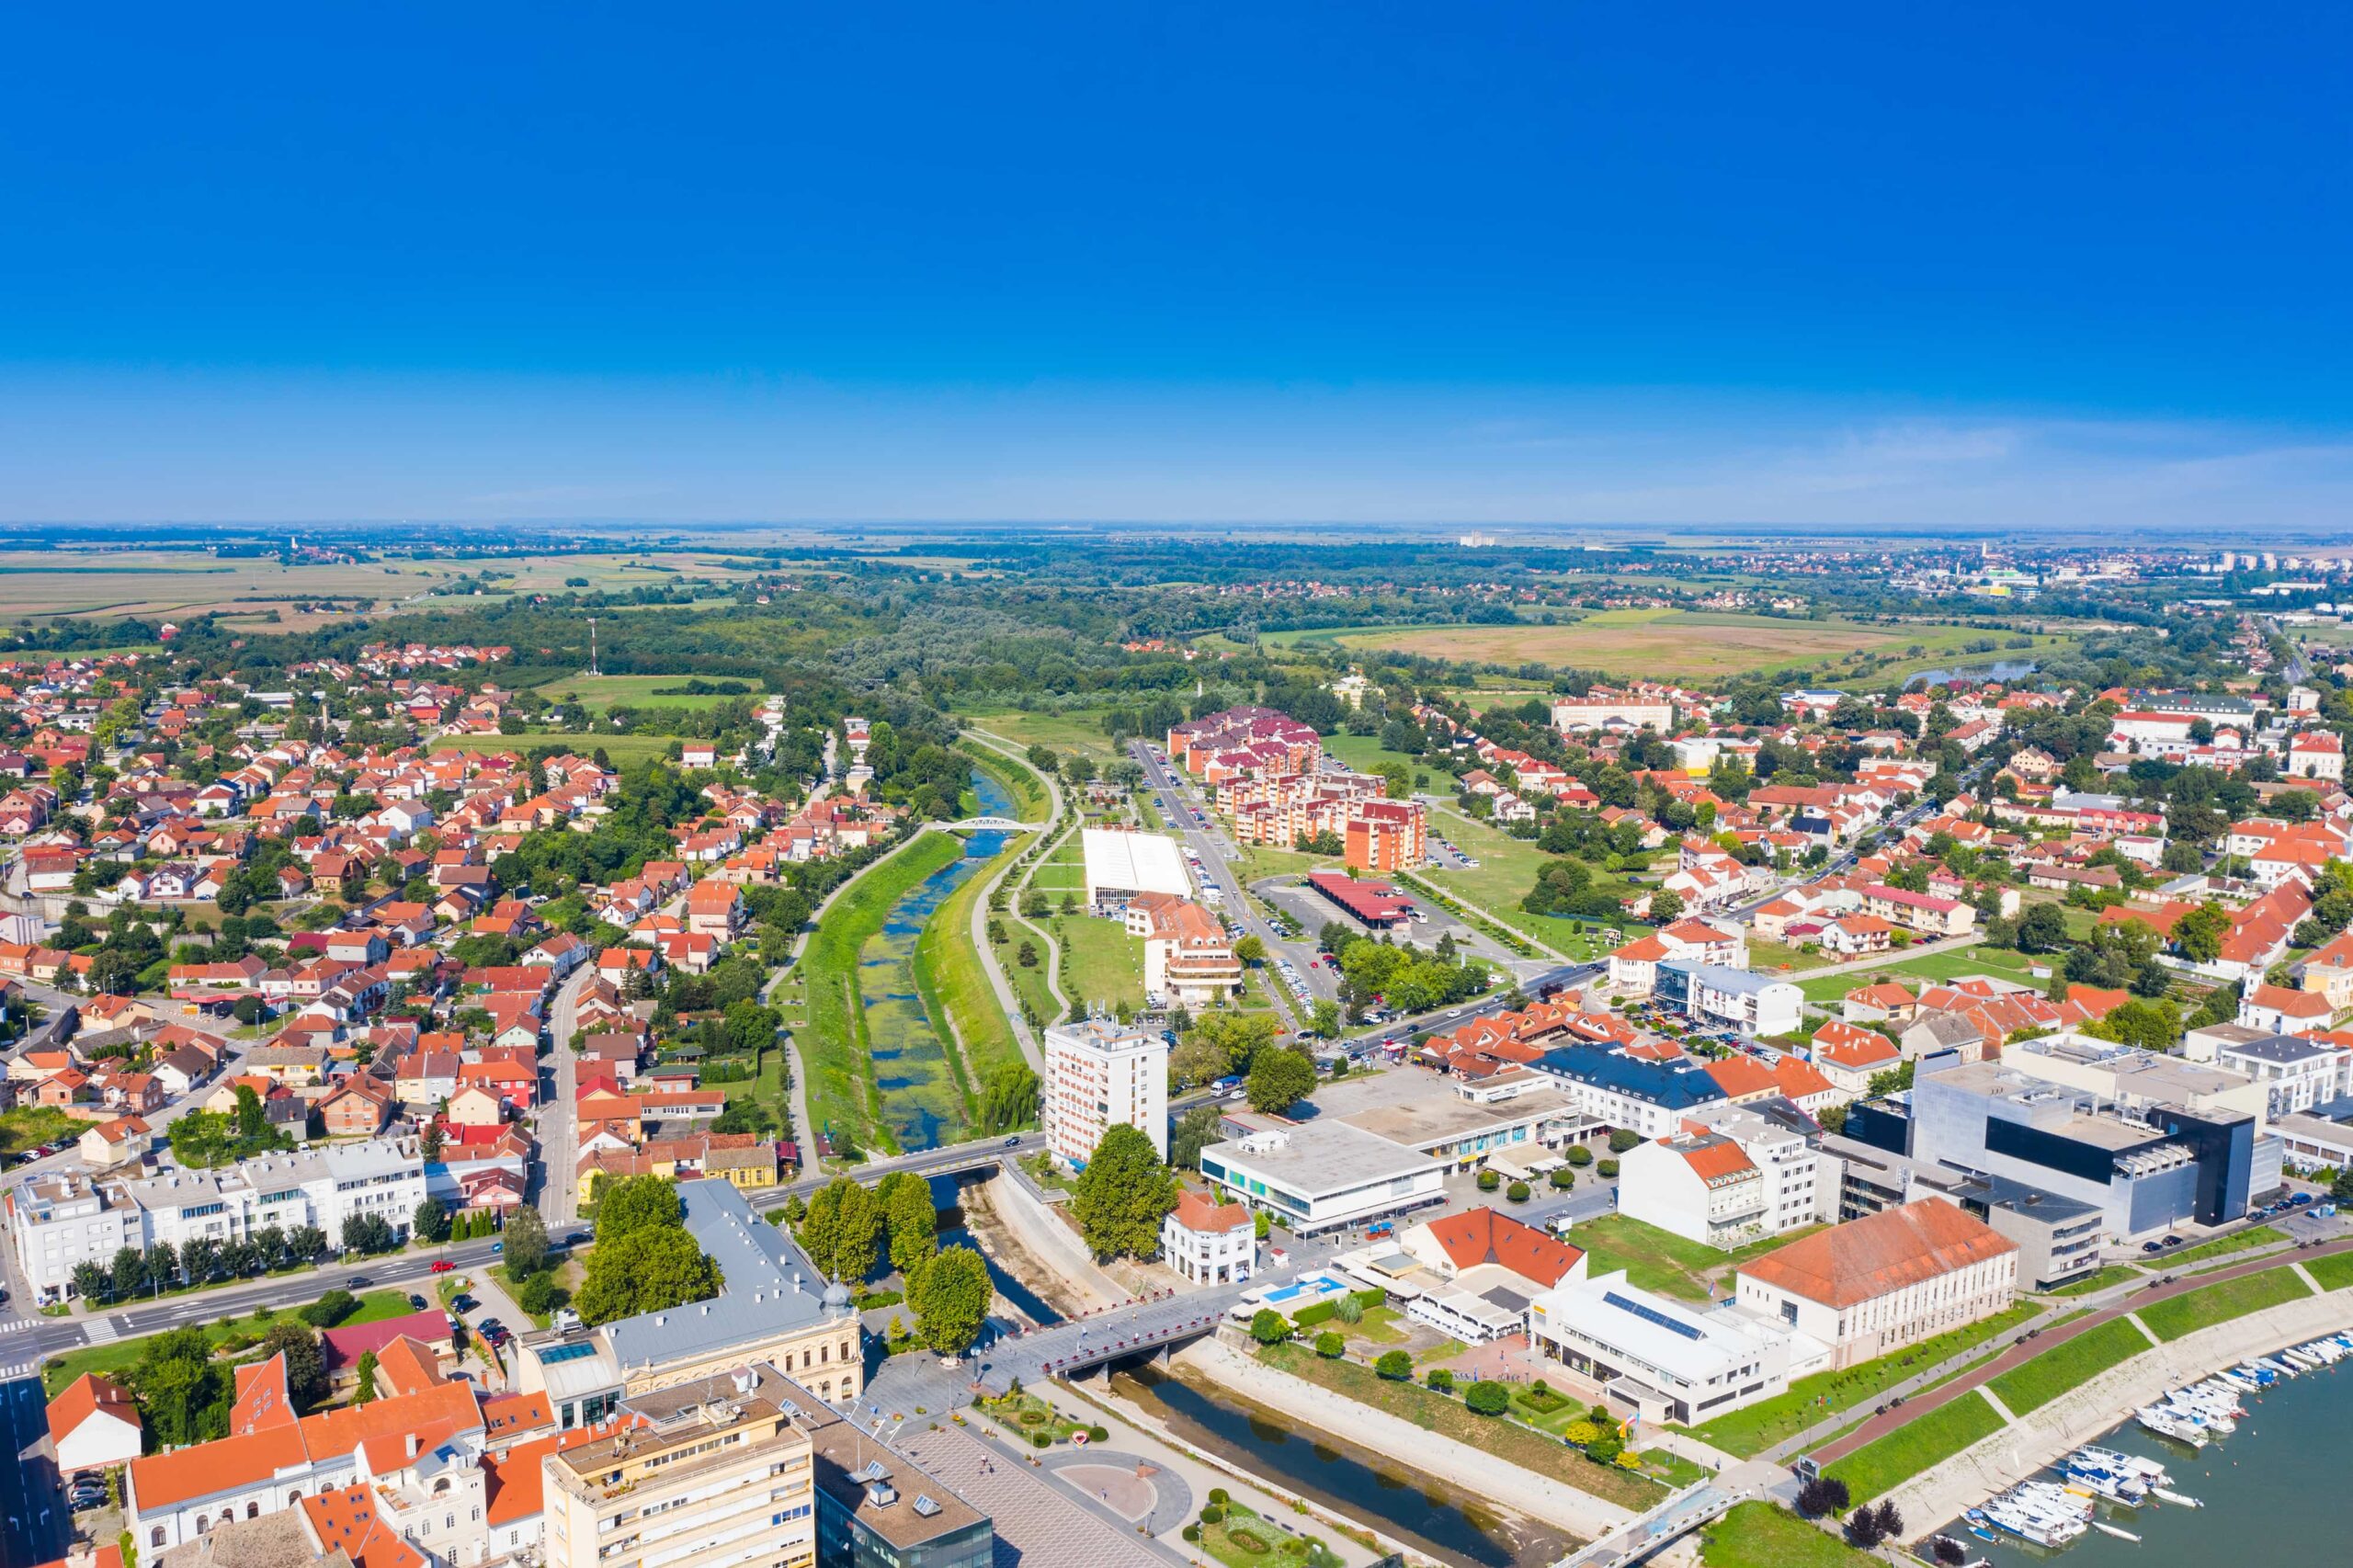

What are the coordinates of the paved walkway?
(1807, 1233, 2353, 1467)
(961, 725, 1066, 1063)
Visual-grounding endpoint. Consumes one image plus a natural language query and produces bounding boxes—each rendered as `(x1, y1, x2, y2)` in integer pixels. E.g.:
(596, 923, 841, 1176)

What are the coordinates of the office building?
(1655, 960, 1802, 1038)
(1199, 1117, 1446, 1233)
(770, 1382, 994, 1568)
(1527, 1269, 1827, 1426)
(1619, 1103, 1832, 1248)
(1042, 1018, 1169, 1170)
(543, 1365, 816, 1568)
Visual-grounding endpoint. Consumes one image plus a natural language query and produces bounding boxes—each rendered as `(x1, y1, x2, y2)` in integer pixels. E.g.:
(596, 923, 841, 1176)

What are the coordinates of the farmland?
(1275, 610, 2072, 685)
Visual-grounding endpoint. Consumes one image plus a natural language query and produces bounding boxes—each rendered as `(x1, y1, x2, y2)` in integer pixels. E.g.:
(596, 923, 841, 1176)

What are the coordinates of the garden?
(1185, 1493, 1343, 1568)
(977, 1387, 1111, 1449)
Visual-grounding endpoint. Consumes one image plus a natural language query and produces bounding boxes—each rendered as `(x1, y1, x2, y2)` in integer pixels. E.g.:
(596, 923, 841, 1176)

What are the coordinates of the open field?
(1796, 942, 2042, 1004)
(1274, 610, 2071, 685)
(527, 671, 766, 714)
(1984, 1316, 2152, 1415)
(2161, 1223, 2284, 1269)
(2137, 1264, 2313, 1341)
(1822, 1390, 2006, 1502)
(1420, 805, 1628, 954)
(1698, 1503, 1879, 1568)
(961, 710, 1130, 771)
(0, 547, 777, 631)
(1053, 915, 1149, 1012)
(1680, 1301, 2037, 1456)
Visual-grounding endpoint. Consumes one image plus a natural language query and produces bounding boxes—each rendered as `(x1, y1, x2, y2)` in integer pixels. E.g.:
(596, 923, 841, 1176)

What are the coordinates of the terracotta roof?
(131, 1380, 483, 1512)
(1667, 1133, 1756, 1184)
(483, 1420, 634, 1526)
(298, 1486, 426, 1568)
(1703, 1055, 1777, 1099)
(1738, 1199, 2016, 1309)
(1418, 1207, 1584, 1287)
(231, 1354, 297, 1435)
(1169, 1188, 1250, 1235)
(47, 1372, 140, 1446)
(479, 1391, 552, 1443)
(320, 1309, 451, 1373)
(1842, 982, 1916, 1009)
(1811, 1021, 1899, 1069)
(2247, 982, 2333, 1019)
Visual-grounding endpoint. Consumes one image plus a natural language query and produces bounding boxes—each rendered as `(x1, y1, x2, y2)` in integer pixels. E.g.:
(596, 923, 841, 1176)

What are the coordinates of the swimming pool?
(1260, 1272, 1347, 1306)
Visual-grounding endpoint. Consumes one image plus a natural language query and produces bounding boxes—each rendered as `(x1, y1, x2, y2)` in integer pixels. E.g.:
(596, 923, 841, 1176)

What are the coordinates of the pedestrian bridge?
(949, 815, 1029, 832)
(1554, 1481, 1747, 1568)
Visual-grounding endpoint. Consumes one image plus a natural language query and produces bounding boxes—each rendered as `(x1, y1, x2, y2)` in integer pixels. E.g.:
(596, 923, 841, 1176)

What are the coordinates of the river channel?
(858, 768, 1014, 1151)
(1110, 1360, 1578, 1568)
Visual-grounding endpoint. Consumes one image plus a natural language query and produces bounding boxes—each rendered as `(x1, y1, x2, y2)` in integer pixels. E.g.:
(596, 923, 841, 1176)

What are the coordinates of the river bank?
(1886, 1284, 2353, 1530)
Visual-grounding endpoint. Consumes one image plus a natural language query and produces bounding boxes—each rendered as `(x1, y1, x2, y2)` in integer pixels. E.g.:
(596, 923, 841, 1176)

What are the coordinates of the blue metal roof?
(1533, 1044, 1726, 1109)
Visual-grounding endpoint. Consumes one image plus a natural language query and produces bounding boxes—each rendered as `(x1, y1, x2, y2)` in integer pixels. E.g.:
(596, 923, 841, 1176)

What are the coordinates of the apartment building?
(543, 1365, 816, 1568)
(1344, 798, 1427, 871)
(1619, 1103, 1831, 1248)
(1042, 1018, 1168, 1169)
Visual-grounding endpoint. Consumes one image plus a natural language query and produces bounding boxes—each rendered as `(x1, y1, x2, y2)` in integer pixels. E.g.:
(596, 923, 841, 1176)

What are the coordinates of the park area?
(1557, 1215, 1820, 1305)
(1984, 1316, 2152, 1415)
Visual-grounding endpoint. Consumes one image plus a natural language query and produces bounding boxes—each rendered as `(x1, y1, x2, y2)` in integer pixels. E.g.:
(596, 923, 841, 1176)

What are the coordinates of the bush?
(1506, 1180, 1531, 1203)
(1088, 1425, 1109, 1443)
(1227, 1529, 1271, 1555)
(1566, 1144, 1594, 1167)
(1292, 1300, 1337, 1328)
(1464, 1381, 1511, 1416)
(300, 1289, 358, 1328)
(1333, 1293, 1363, 1325)
(1795, 1477, 1851, 1518)
(1200, 1506, 1225, 1525)
(1183, 1527, 1201, 1544)
(1426, 1369, 1455, 1393)
(1597, 1158, 1620, 1177)
(1250, 1309, 1292, 1345)
(1549, 1166, 1576, 1190)
(1563, 1419, 1600, 1446)
(1476, 1169, 1501, 1192)
(1208, 1489, 1230, 1506)
(1029, 1431, 1051, 1449)
(1608, 1129, 1641, 1154)
(1314, 1331, 1345, 1358)
(1374, 1349, 1413, 1380)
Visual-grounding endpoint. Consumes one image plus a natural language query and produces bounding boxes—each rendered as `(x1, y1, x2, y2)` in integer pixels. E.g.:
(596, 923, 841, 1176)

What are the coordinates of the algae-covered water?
(857, 769, 1014, 1150)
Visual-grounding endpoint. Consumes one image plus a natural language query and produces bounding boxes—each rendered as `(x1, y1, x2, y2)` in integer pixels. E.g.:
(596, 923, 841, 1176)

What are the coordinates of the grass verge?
(1821, 1391, 2004, 1503)
(43, 1288, 415, 1394)
(2138, 1265, 2315, 1341)
(1985, 1316, 2151, 1415)
(1698, 1502, 1879, 1568)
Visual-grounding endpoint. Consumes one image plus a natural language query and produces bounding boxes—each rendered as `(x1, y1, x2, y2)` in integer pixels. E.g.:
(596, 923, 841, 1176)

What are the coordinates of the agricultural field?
(1279, 610, 2072, 685)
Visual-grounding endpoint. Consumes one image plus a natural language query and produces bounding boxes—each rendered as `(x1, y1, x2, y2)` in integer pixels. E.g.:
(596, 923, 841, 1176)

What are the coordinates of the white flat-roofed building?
(1527, 1268, 1827, 1426)
(1080, 828, 1192, 910)
(2211, 1032, 2349, 1119)
(1199, 1118, 1447, 1234)
(1655, 960, 1803, 1038)
(1043, 1018, 1169, 1170)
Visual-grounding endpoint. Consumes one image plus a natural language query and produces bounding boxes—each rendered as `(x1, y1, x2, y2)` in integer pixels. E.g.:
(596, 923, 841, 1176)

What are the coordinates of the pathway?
(1803, 1234, 2353, 1468)
(961, 726, 1068, 1061)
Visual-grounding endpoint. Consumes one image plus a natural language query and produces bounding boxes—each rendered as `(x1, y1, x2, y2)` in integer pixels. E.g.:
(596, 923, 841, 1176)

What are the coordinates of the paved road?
(538, 964, 596, 1223)
(0, 1369, 64, 1568)
(1130, 741, 1310, 1030)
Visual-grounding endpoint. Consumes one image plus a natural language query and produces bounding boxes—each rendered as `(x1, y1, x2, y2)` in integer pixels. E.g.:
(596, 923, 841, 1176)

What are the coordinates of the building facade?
(1042, 1019, 1169, 1170)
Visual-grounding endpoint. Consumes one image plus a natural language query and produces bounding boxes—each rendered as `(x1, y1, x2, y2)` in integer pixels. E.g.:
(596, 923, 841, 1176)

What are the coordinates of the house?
(1841, 982, 1919, 1025)
(317, 1312, 459, 1397)
(49, 1372, 144, 1472)
(1809, 1020, 1903, 1097)
(318, 1075, 394, 1138)
(79, 1114, 153, 1169)
(1159, 1188, 1256, 1285)
(1733, 1199, 2018, 1368)
(1393, 1206, 1588, 1342)
(445, 1084, 506, 1128)
(2240, 982, 2335, 1037)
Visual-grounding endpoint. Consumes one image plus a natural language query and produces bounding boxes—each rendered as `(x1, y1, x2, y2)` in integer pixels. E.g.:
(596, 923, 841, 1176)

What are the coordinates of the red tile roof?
(1419, 1207, 1585, 1287)
(1738, 1199, 2016, 1309)
(47, 1372, 140, 1447)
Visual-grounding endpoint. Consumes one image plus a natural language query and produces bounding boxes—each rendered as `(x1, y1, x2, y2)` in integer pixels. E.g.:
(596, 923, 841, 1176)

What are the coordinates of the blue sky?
(4, 2, 2349, 528)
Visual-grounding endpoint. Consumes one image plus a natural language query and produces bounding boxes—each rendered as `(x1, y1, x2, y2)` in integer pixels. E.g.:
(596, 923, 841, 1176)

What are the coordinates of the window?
(153, 1529, 166, 1549)
(247, 1504, 260, 1519)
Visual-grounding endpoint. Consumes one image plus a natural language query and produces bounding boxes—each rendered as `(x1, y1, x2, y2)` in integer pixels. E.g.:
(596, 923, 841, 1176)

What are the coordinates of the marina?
(1943, 1327, 2353, 1565)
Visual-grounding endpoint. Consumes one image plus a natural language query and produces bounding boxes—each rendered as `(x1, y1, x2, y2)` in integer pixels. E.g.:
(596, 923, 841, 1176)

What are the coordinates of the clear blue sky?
(5, 2, 2349, 529)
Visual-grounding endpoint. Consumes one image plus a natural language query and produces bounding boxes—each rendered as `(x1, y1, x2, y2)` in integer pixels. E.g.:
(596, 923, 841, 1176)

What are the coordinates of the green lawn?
(2160, 1224, 2285, 1269)
(2042, 1264, 2143, 1298)
(915, 830, 1037, 1093)
(1985, 1316, 2151, 1415)
(43, 1289, 416, 1394)
(960, 709, 1129, 771)
(426, 731, 680, 765)
(992, 915, 1062, 1025)
(1555, 1215, 1818, 1305)
(1680, 1302, 2037, 1457)
(1822, 1390, 2005, 1503)
(1699, 1503, 1880, 1568)
(2304, 1249, 2353, 1292)
(1053, 915, 1149, 1011)
(1797, 943, 2042, 1004)
(799, 831, 963, 1157)
(1317, 733, 1426, 777)
(527, 671, 766, 714)
(1257, 1342, 1665, 1510)
(2138, 1265, 2315, 1341)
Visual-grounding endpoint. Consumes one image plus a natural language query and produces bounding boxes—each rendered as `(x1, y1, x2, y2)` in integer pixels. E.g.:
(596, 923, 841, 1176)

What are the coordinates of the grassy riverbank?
(960, 741, 1051, 822)
(915, 827, 1036, 1090)
(801, 831, 964, 1157)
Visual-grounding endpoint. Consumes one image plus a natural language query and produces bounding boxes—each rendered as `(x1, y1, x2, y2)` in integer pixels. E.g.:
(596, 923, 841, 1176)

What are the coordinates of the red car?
(429, 1259, 456, 1273)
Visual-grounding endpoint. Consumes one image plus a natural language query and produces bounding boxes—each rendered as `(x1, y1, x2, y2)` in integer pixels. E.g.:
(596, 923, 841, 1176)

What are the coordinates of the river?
(1948, 1348, 2353, 1566)
(1109, 1360, 1578, 1568)
(1904, 658, 2040, 688)
(858, 768, 1015, 1151)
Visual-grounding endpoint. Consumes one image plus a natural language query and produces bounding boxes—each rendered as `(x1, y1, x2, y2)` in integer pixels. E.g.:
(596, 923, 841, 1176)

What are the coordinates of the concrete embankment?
(967, 1169, 1125, 1313)
(1177, 1336, 1638, 1541)
(1885, 1286, 2353, 1528)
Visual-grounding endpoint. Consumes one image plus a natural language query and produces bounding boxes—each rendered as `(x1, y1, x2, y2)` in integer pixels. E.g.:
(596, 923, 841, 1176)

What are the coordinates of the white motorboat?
(2092, 1521, 2143, 1541)
(2152, 1487, 2202, 1507)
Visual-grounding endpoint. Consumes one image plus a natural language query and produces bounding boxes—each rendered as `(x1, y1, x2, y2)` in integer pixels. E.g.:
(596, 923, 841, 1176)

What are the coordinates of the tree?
(131, 1326, 229, 1448)
(1607, 1128, 1641, 1154)
(978, 1062, 1040, 1134)
(1071, 1124, 1177, 1261)
(1795, 1476, 1851, 1518)
(341, 1212, 397, 1255)
(1309, 998, 1341, 1039)
(575, 1225, 722, 1324)
(1464, 1381, 1510, 1415)
(301, 1289, 359, 1327)
(799, 1176, 883, 1284)
(353, 1349, 381, 1407)
(1313, 1330, 1345, 1358)
(1647, 889, 1684, 923)
(1233, 935, 1266, 964)
(2016, 902, 2071, 953)
(1506, 1180, 1531, 1203)
(1549, 1166, 1576, 1191)
(1245, 1046, 1317, 1115)
(261, 1321, 327, 1411)
(595, 1175, 683, 1243)
(1249, 1308, 1291, 1345)
(413, 1198, 451, 1244)
(233, 1083, 267, 1140)
(880, 1171, 939, 1278)
(2173, 901, 2233, 964)
(1374, 1349, 1413, 1380)
(504, 1205, 550, 1277)
(1171, 1104, 1225, 1169)
(906, 1244, 990, 1355)
(419, 1119, 446, 1162)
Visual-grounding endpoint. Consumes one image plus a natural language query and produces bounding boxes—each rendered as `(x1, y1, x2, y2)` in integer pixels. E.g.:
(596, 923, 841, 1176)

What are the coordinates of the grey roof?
(601, 1178, 850, 1371)
(2221, 1033, 2341, 1065)
(1660, 960, 1792, 998)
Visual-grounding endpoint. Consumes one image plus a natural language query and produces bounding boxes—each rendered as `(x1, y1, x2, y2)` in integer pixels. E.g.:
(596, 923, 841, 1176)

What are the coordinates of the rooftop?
(1738, 1199, 2017, 1309)
(600, 1178, 849, 1372)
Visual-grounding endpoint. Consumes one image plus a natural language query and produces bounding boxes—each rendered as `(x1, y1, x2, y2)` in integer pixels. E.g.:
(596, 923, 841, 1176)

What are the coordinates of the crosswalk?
(82, 1314, 122, 1343)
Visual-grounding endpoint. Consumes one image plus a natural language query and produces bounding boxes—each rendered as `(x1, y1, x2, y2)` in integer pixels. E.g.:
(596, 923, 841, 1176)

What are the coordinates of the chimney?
(407, 1433, 420, 1459)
